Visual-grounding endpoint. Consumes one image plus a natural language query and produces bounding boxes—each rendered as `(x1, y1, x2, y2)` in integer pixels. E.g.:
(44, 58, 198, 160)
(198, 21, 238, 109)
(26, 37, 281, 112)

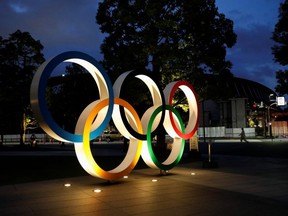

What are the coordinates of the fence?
(3, 123, 288, 144)
(197, 127, 255, 138)
(1, 134, 55, 144)
(272, 121, 288, 137)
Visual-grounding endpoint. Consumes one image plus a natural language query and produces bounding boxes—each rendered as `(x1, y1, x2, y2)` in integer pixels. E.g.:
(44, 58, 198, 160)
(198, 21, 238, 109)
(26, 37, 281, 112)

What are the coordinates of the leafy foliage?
(96, 0, 237, 90)
(0, 30, 44, 142)
(96, 0, 237, 149)
(275, 70, 288, 95)
(272, 0, 288, 95)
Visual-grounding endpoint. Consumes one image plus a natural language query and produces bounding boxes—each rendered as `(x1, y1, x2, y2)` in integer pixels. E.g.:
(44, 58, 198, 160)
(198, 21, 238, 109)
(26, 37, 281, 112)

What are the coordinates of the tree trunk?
(151, 49, 167, 159)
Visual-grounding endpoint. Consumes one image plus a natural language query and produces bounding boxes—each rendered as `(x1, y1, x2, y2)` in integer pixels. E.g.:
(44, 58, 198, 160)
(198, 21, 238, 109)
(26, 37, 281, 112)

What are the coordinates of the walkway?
(0, 154, 288, 215)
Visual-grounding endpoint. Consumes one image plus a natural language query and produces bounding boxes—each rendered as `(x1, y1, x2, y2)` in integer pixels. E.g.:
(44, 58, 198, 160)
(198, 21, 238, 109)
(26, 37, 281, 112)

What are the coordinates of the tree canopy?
(272, 0, 288, 95)
(96, 0, 237, 148)
(96, 0, 237, 90)
(0, 30, 45, 143)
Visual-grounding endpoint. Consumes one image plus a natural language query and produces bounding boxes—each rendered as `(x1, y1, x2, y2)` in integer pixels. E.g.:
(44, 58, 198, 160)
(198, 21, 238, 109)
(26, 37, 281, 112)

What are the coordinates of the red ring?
(168, 81, 199, 139)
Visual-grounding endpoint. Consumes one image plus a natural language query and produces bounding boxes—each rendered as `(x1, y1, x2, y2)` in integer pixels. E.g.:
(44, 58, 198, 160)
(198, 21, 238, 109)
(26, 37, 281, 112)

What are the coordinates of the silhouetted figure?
(239, 128, 248, 143)
(30, 133, 37, 147)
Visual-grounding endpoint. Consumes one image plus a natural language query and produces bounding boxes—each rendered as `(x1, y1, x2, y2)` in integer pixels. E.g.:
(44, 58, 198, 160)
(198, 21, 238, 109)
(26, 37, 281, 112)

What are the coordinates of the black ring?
(117, 70, 165, 140)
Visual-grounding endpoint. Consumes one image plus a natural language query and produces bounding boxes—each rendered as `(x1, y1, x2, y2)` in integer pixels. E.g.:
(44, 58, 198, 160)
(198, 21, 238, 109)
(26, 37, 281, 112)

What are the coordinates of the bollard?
(202, 141, 218, 168)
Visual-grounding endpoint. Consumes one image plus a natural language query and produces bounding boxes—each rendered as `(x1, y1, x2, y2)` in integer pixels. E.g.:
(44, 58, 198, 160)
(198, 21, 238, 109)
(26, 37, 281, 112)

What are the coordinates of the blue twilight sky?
(0, 0, 285, 91)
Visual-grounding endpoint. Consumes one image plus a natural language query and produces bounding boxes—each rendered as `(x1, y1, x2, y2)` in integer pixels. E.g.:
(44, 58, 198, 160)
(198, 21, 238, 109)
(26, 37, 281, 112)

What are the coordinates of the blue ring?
(37, 51, 114, 142)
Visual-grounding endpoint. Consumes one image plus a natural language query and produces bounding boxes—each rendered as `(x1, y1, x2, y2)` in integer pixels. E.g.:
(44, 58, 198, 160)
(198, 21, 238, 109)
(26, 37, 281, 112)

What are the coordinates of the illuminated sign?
(277, 97, 286, 106)
(30, 51, 199, 180)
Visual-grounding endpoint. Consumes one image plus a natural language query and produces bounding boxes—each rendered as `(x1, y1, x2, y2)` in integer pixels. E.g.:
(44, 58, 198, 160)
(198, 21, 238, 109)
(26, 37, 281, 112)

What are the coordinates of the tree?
(272, 0, 288, 96)
(96, 0, 237, 89)
(0, 30, 45, 145)
(96, 0, 236, 153)
(275, 70, 288, 95)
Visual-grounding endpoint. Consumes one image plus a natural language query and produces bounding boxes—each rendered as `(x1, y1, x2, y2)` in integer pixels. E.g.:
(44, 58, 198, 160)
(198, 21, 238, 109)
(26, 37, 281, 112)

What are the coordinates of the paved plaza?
(0, 149, 288, 215)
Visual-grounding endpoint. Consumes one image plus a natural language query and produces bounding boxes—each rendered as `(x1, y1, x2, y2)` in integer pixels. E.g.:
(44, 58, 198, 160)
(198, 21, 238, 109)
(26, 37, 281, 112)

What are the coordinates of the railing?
(1, 134, 55, 144)
(197, 127, 255, 138)
(1, 124, 287, 145)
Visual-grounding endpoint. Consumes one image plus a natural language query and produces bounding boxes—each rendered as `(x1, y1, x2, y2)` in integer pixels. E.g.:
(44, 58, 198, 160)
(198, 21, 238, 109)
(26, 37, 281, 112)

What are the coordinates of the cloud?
(9, 2, 29, 13)
(230, 24, 274, 63)
(0, 0, 285, 91)
(226, 23, 281, 90)
(217, 0, 284, 91)
(0, 0, 103, 58)
(217, 0, 282, 29)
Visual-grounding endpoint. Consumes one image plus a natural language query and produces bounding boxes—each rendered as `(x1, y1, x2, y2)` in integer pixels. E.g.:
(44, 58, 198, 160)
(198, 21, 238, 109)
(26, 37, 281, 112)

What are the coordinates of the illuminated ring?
(142, 105, 185, 170)
(30, 51, 114, 142)
(113, 71, 165, 140)
(30, 51, 201, 181)
(164, 81, 199, 139)
(74, 98, 143, 180)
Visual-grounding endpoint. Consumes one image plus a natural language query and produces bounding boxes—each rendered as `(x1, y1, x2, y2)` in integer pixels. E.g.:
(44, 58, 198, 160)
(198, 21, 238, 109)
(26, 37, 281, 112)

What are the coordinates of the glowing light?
(30, 51, 114, 143)
(152, 179, 158, 182)
(93, 189, 102, 193)
(64, 183, 71, 187)
(74, 98, 143, 181)
(31, 51, 199, 181)
(144, 105, 185, 170)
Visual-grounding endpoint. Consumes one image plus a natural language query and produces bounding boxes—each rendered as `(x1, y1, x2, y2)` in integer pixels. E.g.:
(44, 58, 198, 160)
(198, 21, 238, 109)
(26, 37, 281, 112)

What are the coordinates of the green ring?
(146, 105, 185, 170)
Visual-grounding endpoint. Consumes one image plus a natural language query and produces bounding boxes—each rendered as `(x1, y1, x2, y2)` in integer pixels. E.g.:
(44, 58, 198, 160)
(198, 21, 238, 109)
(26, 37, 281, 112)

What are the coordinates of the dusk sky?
(0, 0, 285, 91)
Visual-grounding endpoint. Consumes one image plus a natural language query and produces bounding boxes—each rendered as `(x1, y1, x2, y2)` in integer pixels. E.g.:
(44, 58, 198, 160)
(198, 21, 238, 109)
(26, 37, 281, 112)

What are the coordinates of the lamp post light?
(268, 93, 278, 140)
(268, 102, 277, 139)
(266, 94, 287, 139)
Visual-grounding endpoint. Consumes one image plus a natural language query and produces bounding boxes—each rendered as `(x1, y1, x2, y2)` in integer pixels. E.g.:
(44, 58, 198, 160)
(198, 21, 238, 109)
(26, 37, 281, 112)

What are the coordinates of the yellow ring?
(74, 98, 143, 180)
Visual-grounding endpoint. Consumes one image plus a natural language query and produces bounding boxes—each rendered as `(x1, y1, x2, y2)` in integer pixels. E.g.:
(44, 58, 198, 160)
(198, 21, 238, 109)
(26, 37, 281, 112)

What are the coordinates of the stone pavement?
(0, 154, 288, 216)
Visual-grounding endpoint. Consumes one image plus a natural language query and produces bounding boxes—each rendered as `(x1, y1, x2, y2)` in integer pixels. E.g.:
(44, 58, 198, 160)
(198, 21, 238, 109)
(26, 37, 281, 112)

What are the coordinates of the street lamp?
(268, 94, 278, 139)
(267, 103, 276, 139)
(267, 94, 287, 139)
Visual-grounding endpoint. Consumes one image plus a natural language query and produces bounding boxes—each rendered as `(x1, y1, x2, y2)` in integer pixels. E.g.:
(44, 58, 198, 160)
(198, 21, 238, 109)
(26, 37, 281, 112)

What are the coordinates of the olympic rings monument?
(30, 51, 199, 181)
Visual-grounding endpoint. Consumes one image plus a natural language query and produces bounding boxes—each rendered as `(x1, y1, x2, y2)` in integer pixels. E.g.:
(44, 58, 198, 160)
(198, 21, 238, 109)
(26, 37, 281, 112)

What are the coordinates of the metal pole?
(208, 143, 211, 162)
(202, 100, 206, 143)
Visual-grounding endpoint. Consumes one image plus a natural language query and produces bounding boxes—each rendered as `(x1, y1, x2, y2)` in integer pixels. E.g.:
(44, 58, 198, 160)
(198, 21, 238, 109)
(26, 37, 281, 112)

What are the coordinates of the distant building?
(198, 75, 286, 137)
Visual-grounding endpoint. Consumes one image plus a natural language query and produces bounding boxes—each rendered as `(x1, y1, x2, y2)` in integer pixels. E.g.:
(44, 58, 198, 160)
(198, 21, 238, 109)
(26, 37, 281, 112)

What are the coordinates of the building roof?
(229, 77, 275, 103)
(203, 74, 276, 103)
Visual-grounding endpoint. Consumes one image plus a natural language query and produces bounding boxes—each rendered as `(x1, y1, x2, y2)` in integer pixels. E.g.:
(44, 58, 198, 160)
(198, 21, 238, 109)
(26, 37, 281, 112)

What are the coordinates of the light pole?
(202, 100, 206, 144)
(268, 94, 278, 139)
(268, 102, 277, 139)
